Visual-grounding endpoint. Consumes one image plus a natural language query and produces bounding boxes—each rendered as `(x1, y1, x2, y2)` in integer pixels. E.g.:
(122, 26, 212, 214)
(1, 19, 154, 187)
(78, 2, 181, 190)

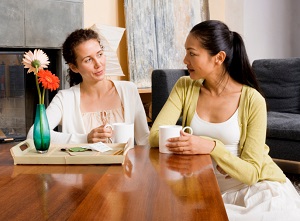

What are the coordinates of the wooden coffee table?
(0, 142, 228, 221)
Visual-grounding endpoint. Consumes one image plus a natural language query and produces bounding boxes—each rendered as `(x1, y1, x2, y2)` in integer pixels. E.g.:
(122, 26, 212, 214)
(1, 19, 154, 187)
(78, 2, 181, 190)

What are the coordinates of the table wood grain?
(0, 142, 228, 221)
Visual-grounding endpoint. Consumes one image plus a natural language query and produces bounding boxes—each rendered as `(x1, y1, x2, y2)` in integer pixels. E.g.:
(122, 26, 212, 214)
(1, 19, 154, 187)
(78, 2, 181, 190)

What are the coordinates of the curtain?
(124, 0, 209, 88)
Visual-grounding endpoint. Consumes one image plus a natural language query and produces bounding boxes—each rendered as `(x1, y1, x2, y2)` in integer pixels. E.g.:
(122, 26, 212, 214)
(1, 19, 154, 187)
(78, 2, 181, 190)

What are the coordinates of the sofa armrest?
(151, 69, 189, 122)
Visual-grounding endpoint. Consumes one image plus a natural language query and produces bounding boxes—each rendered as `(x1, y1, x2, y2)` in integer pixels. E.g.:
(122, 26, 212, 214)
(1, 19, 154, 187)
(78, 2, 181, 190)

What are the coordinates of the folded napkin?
(81, 142, 112, 153)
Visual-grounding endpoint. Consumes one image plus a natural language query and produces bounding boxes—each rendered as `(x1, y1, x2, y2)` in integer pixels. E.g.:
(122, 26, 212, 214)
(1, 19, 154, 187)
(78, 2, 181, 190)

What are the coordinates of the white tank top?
(190, 109, 240, 156)
(190, 109, 244, 193)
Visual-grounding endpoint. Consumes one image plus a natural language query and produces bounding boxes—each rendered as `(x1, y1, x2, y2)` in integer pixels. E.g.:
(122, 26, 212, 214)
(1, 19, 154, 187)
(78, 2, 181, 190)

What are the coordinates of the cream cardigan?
(149, 76, 285, 185)
(27, 81, 149, 145)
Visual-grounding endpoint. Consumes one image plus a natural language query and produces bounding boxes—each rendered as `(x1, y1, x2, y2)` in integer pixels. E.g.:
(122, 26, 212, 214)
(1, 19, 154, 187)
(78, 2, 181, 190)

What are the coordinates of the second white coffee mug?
(159, 125, 193, 154)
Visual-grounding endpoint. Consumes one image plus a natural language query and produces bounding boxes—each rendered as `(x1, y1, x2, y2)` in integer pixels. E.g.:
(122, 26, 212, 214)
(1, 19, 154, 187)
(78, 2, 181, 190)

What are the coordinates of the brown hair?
(62, 28, 101, 86)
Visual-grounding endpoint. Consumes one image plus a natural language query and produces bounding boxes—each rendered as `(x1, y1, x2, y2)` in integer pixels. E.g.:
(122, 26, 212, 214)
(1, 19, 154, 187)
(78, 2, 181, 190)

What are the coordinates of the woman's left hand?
(166, 130, 215, 155)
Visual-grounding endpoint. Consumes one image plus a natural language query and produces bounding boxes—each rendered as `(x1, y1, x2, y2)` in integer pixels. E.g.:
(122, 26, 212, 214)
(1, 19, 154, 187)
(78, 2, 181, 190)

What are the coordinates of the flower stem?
(42, 88, 45, 104)
(39, 105, 45, 147)
(35, 67, 42, 104)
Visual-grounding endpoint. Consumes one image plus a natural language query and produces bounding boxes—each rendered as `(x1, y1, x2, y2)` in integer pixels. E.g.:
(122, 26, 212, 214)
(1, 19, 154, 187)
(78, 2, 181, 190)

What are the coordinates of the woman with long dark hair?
(149, 20, 300, 220)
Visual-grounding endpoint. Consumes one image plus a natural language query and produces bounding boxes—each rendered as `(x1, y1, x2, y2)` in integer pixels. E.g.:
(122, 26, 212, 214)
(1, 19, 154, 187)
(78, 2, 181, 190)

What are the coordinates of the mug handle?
(182, 126, 193, 135)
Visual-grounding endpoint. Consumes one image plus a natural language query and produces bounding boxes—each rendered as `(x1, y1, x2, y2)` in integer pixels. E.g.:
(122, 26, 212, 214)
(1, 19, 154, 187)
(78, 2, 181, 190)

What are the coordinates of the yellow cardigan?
(149, 76, 286, 185)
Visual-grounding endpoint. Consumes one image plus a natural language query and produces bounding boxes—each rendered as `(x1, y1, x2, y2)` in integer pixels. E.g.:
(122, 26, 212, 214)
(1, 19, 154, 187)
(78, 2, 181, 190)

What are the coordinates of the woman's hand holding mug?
(87, 124, 113, 143)
(159, 125, 193, 154)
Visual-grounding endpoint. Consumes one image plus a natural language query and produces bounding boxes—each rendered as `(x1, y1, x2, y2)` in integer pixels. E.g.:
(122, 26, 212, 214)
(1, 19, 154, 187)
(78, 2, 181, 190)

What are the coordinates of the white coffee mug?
(159, 125, 193, 154)
(106, 123, 134, 143)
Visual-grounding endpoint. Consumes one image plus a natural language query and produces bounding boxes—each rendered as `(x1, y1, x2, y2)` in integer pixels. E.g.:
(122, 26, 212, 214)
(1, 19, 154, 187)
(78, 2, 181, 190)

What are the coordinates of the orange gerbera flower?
(38, 70, 60, 91)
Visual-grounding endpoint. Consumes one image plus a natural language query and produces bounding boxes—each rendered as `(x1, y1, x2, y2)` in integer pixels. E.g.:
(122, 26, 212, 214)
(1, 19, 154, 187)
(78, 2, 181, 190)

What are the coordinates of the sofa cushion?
(266, 138, 300, 162)
(267, 111, 300, 141)
(252, 58, 300, 114)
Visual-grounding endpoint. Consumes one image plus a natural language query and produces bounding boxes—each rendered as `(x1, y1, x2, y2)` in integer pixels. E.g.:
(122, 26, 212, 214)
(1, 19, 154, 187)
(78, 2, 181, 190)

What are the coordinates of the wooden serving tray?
(10, 139, 133, 165)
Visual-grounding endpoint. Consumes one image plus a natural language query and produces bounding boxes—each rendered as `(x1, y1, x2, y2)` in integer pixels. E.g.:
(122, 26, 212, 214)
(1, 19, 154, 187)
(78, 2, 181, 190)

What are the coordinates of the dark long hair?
(62, 28, 101, 87)
(190, 20, 260, 92)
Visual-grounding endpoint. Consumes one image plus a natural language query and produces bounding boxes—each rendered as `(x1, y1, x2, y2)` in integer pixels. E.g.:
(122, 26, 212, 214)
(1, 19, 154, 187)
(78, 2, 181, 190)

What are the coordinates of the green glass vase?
(33, 104, 50, 153)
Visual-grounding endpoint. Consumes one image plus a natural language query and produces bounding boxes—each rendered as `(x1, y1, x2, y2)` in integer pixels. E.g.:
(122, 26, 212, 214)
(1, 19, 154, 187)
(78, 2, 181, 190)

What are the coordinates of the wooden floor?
(274, 158, 300, 174)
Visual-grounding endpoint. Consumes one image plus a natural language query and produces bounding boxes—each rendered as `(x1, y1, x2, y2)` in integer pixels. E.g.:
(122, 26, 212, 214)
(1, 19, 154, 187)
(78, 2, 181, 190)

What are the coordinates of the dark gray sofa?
(151, 69, 189, 123)
(152, 64, 300, 173)
(252, 58, 300, 173)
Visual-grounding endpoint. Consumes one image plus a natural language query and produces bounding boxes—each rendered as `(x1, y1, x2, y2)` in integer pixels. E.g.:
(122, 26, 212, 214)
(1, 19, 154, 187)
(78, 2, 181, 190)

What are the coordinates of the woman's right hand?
(87, 125, 112, 143)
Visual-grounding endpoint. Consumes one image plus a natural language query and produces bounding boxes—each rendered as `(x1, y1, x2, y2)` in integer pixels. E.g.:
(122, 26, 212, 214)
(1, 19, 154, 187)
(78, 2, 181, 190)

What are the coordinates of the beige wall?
(209, 0, 244, 36)
(209, 0, 225, 22)
(84, 0, 128, 80)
